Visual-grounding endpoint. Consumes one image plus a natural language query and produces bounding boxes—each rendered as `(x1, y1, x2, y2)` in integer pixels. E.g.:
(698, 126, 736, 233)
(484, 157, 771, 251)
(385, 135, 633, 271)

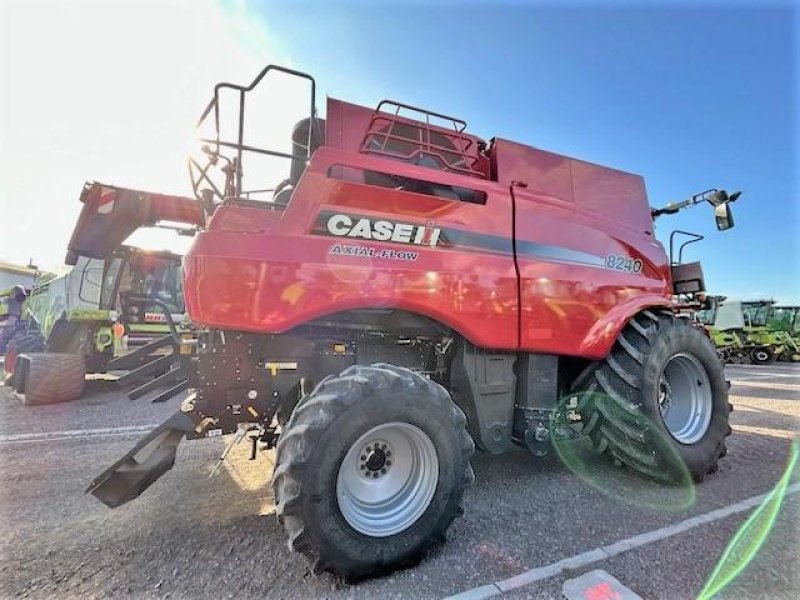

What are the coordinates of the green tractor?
(697, 297, 800, 364)
(3, 182, 202, 404)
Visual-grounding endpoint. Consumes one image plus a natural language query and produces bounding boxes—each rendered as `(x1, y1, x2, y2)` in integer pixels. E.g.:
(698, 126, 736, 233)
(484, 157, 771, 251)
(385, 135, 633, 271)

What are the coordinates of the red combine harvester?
(86, 66, 741, 579)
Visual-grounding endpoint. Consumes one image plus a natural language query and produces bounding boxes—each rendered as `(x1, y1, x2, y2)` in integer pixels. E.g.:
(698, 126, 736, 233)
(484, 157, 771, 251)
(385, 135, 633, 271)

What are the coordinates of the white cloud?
(1, 0, 295, 269)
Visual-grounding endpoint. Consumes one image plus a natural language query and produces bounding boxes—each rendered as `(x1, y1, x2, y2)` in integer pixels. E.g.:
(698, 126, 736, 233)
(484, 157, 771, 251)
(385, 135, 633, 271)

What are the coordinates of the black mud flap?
(87, 410, 197, 508)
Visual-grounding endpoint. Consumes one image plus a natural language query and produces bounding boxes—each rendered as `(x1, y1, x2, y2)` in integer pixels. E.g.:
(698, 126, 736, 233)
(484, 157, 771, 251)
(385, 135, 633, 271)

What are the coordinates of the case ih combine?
(82, 66, 741, 579)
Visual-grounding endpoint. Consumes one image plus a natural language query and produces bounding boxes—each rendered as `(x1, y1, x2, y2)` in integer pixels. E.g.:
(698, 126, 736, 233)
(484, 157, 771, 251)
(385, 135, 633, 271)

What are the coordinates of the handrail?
(374, 99, 468, 132)
(193, 65, 317, 204)
(669, 230, 705, 265)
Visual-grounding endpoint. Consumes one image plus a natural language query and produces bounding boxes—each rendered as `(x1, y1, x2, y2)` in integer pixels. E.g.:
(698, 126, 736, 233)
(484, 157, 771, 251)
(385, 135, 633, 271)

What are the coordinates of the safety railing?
(359, 100, 486, 179)
(189, 65, 317, 208)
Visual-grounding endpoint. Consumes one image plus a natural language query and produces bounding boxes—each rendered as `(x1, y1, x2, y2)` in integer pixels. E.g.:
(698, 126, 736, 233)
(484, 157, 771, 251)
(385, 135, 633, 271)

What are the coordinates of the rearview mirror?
(715, 203, 734, 230)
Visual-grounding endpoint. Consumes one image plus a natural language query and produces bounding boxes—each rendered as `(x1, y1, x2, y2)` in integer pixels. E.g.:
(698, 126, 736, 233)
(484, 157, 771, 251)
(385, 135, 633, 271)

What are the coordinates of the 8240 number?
(605, 254, 643, 274)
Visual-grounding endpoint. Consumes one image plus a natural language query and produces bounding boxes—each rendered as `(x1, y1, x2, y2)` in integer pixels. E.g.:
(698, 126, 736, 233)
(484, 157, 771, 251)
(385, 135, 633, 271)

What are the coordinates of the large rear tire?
(273, 363, 474, 580)
(574, 310, 730, 482)
(16, 353, 85, 405)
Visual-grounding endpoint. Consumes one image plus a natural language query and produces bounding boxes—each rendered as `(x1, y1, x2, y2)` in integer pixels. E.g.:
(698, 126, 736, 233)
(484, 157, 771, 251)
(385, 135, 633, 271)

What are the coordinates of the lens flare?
(697, 440, 799, 600)
(551, 392, 697, 511)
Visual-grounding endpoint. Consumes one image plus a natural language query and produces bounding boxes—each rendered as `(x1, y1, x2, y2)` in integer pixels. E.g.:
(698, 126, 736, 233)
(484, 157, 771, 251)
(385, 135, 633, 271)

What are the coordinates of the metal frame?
(189, 65, 317, 206)
(669, 230, 705, 266)
(359, 100, 485, 179)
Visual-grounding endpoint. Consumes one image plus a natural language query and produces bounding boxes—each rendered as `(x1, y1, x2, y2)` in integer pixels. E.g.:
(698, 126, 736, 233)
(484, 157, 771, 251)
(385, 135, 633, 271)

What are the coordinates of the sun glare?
(1, 0, 290, 270)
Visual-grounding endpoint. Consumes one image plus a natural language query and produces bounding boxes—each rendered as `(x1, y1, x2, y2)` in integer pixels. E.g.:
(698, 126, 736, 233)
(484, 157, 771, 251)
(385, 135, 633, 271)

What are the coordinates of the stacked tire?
(13, 353, 86, 405)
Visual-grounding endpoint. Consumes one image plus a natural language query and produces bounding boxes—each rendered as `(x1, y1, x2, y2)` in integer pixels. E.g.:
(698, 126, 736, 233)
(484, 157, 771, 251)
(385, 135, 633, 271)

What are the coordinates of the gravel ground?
(0, 363, 797, 599)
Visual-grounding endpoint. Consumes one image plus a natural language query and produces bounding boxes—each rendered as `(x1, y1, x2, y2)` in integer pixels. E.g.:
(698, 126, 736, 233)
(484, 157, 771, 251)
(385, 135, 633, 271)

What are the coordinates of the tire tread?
(574, 312, 730, 482)
(272, 363, 474, 580)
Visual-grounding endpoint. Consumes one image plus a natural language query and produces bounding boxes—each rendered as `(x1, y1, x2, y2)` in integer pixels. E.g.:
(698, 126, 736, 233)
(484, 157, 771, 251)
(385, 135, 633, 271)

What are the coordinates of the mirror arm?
(651, 188, 743, 221)
(651, 192, 709, 217)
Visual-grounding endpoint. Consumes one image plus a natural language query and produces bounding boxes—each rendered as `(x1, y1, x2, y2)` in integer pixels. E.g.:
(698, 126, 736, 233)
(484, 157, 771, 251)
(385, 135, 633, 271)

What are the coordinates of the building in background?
(0, 261, 38, 291)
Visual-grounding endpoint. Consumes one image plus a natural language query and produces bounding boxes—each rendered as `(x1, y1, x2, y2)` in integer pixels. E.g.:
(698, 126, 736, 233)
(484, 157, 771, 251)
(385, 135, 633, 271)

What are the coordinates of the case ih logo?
(325, 213, 441, 246)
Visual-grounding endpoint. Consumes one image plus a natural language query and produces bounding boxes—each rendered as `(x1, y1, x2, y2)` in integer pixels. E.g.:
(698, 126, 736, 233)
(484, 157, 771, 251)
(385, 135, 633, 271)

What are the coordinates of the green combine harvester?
(768, 305, 800, 336)
(2, 182, 202, 404)
(698, 296, 800, 364)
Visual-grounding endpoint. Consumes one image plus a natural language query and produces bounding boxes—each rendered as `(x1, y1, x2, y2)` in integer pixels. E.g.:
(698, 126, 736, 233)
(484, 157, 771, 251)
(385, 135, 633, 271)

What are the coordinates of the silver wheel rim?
(336, 422, 438, 538)
(754, 350, 769, 362)
(658, 353, 713, 444)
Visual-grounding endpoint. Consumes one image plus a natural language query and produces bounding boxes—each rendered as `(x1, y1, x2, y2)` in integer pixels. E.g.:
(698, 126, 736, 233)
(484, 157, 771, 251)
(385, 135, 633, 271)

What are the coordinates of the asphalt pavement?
(0, 363, 797, 599)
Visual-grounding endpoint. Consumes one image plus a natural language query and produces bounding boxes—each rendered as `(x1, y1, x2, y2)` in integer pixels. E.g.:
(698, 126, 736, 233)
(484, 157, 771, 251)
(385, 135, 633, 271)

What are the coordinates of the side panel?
(26, 275, 69, 339)
(512, 182, 671, 358)
(184, 147, 519, 350)
(492, 138, 654, 235)
(450, 341, 516, 454)
(499, 138, 674, 358)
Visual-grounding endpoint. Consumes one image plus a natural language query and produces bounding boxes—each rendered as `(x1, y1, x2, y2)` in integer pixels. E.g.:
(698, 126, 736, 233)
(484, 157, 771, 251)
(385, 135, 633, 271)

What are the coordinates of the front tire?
(574, 310, 730, 482)
(750, 347, 775, 365)
(272, 364, 474, 580)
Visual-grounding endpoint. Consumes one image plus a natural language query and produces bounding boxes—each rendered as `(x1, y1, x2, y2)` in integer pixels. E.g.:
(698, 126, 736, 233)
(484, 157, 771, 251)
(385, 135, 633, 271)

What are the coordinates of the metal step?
(151, 379, 189, 404)
(127, 365, 184, 400)
(107, 335, 174, 371)
(117, 354, 175, 388)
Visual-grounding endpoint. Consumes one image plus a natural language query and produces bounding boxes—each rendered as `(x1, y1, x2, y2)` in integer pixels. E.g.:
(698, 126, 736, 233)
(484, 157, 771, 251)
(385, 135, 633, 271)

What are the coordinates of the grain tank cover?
(489, 139, 653, 233)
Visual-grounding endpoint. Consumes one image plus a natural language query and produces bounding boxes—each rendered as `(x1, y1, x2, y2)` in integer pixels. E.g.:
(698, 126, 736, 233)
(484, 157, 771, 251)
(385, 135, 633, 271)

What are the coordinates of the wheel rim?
(336, 422, 438, 538)
(658, 353, 713, 444)
(754, 350, 769, 362)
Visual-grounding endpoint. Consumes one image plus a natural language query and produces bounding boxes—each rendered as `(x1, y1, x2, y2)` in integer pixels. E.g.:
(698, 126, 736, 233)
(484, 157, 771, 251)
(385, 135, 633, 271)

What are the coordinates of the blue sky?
(253, 0, 798, 303)
(1, 0, 797, 302)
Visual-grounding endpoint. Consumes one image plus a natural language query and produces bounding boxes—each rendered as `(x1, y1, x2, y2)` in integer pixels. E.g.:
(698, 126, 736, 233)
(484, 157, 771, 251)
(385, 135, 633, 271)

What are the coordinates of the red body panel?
(184, 99, 673, 359)
(185, 148, 518, 350)
(493, 140, 671, 357)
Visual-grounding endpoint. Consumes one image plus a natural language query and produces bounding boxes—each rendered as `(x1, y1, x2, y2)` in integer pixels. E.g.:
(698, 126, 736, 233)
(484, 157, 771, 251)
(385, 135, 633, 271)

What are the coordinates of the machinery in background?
(698, 297, 800, 363)
(4, 182, 202, 404)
